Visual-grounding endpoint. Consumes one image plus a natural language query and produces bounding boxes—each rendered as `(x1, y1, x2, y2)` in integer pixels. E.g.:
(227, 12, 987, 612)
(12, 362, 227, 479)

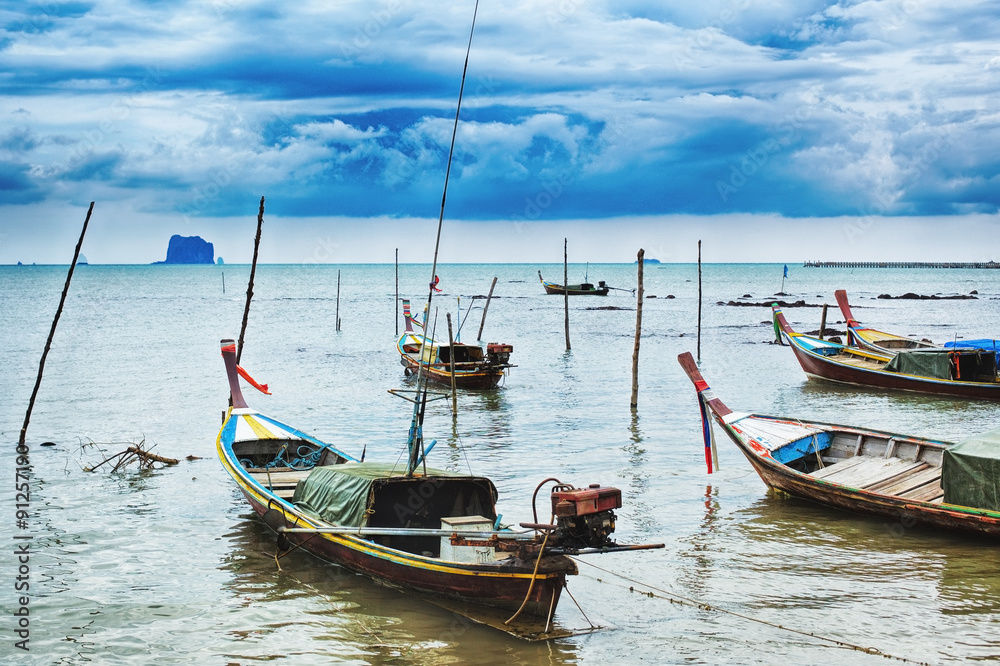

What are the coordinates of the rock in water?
(157, 235, 215, 264)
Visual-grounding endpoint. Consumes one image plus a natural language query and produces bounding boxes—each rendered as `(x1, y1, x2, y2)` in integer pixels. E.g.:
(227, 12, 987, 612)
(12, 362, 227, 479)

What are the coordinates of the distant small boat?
(773, 305, 1000, 400)
(677, 351, 1000, 536)
(397, 300, 513, 389)
(538, 270, 613, 296)
(835, 290, 938, 353)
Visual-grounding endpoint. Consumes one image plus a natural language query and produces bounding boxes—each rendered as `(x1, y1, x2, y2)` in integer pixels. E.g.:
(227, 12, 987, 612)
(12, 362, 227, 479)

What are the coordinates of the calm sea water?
(4, 262, 1000, 664)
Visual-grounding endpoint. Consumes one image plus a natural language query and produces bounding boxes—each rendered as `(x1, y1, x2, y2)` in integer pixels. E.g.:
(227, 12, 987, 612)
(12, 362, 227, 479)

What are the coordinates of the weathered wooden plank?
(820, 458, 920, 488)
(810, 454, 870, 479)
(273, 488, 296, 499)
(248, 469, 313, 484)
(860, 461, 928, 490)
(868, 465, 938, 496)
(900, 480, 944, 502)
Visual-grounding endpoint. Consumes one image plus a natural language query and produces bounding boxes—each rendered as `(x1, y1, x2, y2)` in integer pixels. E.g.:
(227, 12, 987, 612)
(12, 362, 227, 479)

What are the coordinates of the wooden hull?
(397, 333, 510, 390)
(541, 283, 609, 296)
(835, 289, 938, 354)
(399, 354, 506, 389)
(217, 429, 572, 619)
(722, 423, 1000, 537)
(773, 306, 1000, 400)
(785, 335, 1000, 400)
(677, 351, 1000, 537)
(538, 270, 609, 295)
(237, 483, 569, 616)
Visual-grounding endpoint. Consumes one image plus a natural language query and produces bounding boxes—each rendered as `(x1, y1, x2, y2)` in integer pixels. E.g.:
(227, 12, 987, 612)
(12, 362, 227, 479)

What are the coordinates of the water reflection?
(218, 513, 581, 664)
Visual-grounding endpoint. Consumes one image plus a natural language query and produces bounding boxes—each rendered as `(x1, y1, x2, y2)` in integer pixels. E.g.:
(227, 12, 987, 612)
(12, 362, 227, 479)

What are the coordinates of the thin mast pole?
(407, 0, 481, 477)
(237, 196, 265, 365)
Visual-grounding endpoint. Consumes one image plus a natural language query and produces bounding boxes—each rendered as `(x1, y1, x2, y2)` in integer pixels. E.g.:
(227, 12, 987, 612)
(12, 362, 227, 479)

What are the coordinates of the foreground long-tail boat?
(538, 270, 611, 296)
(218, 339, 661, 636)
(678, 351, 1000, 536)
(835, 289, 939, 353)
(396, 300, 514, 389)
(773, 305, 1000, 400)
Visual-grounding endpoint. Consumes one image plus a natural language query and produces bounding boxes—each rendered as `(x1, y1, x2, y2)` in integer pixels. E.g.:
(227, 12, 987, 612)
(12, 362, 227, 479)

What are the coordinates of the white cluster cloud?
(1, 1, 998, 262)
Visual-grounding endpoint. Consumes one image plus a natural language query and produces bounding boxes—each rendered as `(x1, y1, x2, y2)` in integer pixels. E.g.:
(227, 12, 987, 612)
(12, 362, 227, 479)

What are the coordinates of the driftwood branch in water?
(83, 439, 179, 473)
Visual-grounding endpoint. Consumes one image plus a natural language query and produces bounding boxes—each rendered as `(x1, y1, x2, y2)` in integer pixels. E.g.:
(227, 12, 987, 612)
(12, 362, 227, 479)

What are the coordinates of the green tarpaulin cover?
(942, 428, 1000, 511)
(884, 349, 953, 379)
(292, 462, 459, 527)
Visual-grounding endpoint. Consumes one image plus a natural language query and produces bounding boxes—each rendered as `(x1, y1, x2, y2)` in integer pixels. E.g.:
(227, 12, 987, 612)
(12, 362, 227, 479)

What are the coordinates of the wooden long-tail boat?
(218, 339, 661, 636)
(773, 304, 1000, 400)
(677, 351, 1000, 536)
(397, 300, 513, 389)
(835, 289, 938, 353)
(538, 270, 610, 296)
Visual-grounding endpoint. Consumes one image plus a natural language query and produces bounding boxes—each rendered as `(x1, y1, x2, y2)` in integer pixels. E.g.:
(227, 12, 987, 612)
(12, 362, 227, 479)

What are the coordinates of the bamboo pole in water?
(564, 238, 571, 351)
(819, 303, 828, 340)
(237, 196, 265, 365)
(19, 201, 94, 446)
(697, 240, 702, 363)
(631, 248, 644, 408)
(447, 312, 457, 415)
(477, 276, 497, 341)
(336, 269, 341, 332)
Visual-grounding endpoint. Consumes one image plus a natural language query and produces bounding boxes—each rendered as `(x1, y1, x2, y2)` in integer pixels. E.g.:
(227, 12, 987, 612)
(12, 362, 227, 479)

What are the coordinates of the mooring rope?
(571, 557, 929, 664)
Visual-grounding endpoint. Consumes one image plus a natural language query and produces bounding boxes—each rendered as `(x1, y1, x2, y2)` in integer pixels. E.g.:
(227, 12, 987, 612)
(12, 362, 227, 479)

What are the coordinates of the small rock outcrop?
(155, 235, 214, 264)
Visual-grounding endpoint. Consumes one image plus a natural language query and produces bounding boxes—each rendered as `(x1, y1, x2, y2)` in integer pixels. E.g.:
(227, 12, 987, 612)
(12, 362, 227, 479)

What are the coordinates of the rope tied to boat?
(572, 557, 929, 664)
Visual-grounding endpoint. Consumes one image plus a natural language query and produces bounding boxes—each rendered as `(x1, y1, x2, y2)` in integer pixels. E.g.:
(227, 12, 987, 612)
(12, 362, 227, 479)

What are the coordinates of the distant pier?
(804, 261, 1000, 269)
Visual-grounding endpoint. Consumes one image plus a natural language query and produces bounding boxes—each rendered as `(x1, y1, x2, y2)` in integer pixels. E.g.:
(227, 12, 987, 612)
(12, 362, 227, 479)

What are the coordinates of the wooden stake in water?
(631, 248, 645, 409)
(447, 312, 458, 415)
(336, 269, 342, 332)
(237, 196, 265, 365)
(564, 238, 571, 351)
(697, 240, 702, 363)
(20, 201, 94, 446)
(477, 276, 497, 341)
(222, 271, 225, 294)
(819, 303, 828, 341)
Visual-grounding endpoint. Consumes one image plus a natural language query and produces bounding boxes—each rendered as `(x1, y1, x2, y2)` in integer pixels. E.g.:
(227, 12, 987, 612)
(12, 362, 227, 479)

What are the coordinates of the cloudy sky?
(1, 1, 999, 264)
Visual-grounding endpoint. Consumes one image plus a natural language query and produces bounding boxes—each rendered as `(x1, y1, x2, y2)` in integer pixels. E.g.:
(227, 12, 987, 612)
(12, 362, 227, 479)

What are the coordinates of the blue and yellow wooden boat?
(217, 339, 657, 634)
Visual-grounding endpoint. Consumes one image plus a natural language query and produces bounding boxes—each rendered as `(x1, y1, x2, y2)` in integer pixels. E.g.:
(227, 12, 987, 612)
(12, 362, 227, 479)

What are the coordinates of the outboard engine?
(550, 483, 621, 549)
(486, 342, 513, 365)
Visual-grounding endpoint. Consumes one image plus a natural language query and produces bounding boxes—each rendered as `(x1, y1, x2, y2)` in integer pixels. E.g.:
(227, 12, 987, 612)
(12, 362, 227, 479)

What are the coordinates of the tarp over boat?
(942, 428, 1000, 511)
(884, 348, 997, 381)
(292, 462, 498, 528)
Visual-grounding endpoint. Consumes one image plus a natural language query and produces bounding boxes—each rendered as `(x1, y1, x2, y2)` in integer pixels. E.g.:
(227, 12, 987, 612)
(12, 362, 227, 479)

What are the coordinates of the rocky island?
(155, 235, 215, 264)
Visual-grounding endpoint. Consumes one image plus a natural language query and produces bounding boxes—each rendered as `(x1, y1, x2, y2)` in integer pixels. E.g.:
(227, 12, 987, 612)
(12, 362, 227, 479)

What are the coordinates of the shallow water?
(4, 262, 1000, 664)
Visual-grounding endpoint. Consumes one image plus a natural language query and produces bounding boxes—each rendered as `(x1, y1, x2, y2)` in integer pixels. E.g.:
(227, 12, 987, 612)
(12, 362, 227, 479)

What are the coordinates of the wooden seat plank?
(870, 466, 940, 496)
(864, 463, 931, 492)
(810, 455, 871, 479)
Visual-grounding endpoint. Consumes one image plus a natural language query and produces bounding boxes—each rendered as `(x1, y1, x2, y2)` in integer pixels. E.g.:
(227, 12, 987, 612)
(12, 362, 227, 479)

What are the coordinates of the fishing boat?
(773, 304, 1000, 400)
(835, 289, 938, 353)
(397, 300, 514, 390)
(538, 270, 613, 296)
(678, 351, 1000, 536)
(837, 289, 1000, 359)
(218, 339, 660, 635)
